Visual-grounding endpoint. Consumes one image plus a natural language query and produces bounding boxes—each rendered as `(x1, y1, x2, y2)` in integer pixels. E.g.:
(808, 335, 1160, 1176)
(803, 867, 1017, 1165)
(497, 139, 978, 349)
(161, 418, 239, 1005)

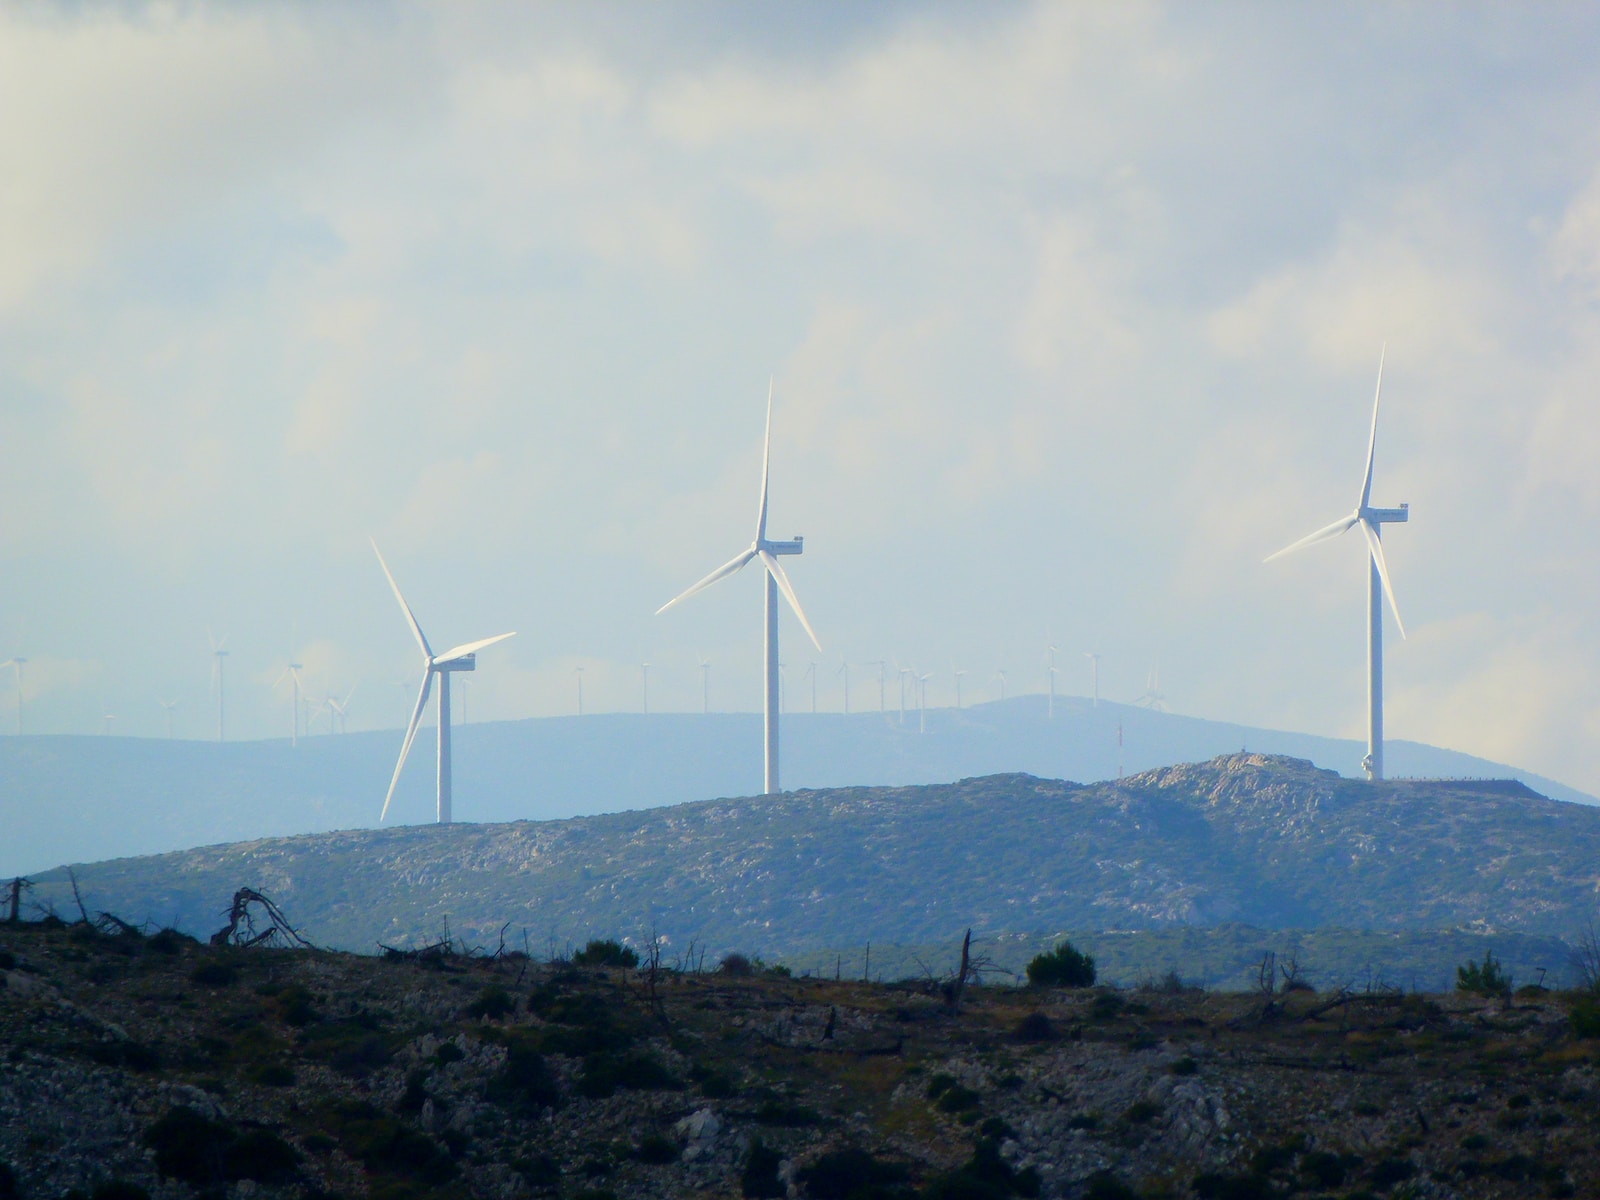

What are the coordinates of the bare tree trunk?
(948, 929, 973, 1013)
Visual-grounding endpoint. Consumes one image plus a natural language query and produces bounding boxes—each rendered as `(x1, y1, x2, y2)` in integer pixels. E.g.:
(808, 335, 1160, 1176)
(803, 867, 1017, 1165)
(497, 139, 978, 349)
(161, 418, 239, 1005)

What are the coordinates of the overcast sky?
(2, 2, 1598, 794)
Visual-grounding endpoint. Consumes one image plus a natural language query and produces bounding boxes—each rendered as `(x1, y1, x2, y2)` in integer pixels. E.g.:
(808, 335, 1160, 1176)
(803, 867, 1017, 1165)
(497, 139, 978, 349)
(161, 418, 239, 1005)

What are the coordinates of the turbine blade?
(381, 670, 434, 822)
(1359, 518, 1407, 638)
(1359, 344, 1386, 510)
(1264, 513, 1358, 562)
(655, 548, 757, 614)
(371, 539, 432, 659)
(756, 377, 773, 542)
(759, 549, 823, 653)
(437, 631, 516, 662)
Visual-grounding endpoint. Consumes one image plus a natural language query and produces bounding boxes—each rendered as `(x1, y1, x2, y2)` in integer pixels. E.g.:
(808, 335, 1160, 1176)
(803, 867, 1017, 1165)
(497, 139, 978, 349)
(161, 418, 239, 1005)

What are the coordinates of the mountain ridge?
(29, 754, 1600, 988)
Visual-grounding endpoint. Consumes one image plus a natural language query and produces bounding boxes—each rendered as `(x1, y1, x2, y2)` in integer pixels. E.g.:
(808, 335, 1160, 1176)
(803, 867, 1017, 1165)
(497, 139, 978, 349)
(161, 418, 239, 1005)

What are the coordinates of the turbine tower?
(208, 632, 228, 743)
(656, 381, 822, 794)
(994, 668, 1007, 701)
(274, 660, 304, 747)
(1084, 652, 1101, 707)
(375, 541, 515, 824)
(157, 697, 178, 739)
(573, 666, 584, 716)
(1266, 348, 1408, 781)
(1045, 644, 1059, 719)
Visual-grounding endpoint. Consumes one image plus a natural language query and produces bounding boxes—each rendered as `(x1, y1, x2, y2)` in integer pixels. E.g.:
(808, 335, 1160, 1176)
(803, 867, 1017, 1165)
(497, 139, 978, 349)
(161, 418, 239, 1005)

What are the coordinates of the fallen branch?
(210, 888, 315, 949)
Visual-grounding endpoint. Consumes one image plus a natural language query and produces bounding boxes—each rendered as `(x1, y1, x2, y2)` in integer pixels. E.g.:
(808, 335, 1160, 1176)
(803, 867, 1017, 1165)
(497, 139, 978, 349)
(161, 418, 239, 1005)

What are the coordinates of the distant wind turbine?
(837, 658, 850, 714)
(157, 697, 178, 739)
(870, 660, 887, 712)
(326, 684, 357, 734)
(953, 665, 967, 710)
(1084, 652, 1101, 708)
(374, 540, 515, 824)
(573, 666, 584, 716)
(208, 631, 229, 743)
(917, 670, 932, 735)
(1, 655, 24, 735)
(1137, 664, 1167, 712)
(804, 660, 818, 714)
(655, 380, 822, 794)
(700, 657, 711, 714)
(1266, 347, 1409, 781)
(994, 668, 1007, 701)
(274, 660, 304, 747)
(1045, 644, 1059, 719)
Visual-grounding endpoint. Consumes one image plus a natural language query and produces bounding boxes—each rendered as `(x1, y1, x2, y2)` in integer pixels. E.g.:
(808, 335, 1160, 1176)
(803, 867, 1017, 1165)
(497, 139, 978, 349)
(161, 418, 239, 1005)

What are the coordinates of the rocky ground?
(3, 916, 1599, 1200)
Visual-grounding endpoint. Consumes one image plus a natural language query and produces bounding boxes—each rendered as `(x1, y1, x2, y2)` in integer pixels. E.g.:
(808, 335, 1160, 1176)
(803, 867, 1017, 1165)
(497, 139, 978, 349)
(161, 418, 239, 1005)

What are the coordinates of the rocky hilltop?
(28, 756, 1600, 987)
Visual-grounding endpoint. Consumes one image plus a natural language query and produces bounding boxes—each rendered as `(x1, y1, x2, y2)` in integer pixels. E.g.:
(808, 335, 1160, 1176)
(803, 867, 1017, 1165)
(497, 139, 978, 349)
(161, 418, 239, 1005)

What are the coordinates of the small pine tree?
(1026, 940, 1096, 988)
(1456, 950, 1511, 997)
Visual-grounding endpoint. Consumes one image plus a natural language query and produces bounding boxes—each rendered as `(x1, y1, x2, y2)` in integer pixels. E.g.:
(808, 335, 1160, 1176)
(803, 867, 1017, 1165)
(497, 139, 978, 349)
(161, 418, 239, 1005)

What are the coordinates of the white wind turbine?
(274, 659, 305, 747)
(916, 669, 932, 734)
(374, 541, 515, 824)
(208, 631, 229, 743)
(656, 381, 822, 794)
(952, 665, 967, 710)
(700, 657, 711, 714)
(1084, 652, 1101, 708)
(157, 697, 178, 739)
(327, 684, 357, 734)
(1266, 348, 1409, 781)
(1045, 644, 1059, 719)
(994, 668, 1008, 701)
(837, 658, 850, 714)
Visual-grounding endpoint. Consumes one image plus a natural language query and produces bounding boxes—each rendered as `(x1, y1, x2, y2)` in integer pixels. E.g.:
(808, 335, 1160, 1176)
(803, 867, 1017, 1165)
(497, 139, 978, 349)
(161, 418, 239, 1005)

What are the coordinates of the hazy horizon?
(2, 4, 1598, 795)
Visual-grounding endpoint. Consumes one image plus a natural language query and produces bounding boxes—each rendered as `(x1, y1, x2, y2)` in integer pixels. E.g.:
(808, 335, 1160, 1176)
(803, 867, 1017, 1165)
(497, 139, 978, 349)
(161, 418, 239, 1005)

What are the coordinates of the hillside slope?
(32, 756, 1600, 981)
(3, 696, 1592, 876)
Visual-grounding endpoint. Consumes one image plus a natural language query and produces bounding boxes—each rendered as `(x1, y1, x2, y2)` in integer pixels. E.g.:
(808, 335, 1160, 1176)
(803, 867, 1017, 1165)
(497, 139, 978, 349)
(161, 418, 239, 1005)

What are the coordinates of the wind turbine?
(897, 664, 911, 727)
(1, 656, 24, 735)
(953, 665, 967, 710)
(1045, 644, 1059, 719)
(1137, 664, 1167, 712)
(700, 657, 711, 714)
(157, 697, 178, 739)
(916, 670, 932, 734)
(573, 666, 585, 716)
(870, 660, 887, 712)
(327, 684, 357, 734)
(1266, 347, 1409, 781)
(374, 541, 515, 824)
(208, 631, 229, 743)
(655, 380, 822, 794)
(837, 658, 850, 714)
(1084, 652, 1101, 707)
(994, 668, 1007, 701)
(274, 660, 304, 747)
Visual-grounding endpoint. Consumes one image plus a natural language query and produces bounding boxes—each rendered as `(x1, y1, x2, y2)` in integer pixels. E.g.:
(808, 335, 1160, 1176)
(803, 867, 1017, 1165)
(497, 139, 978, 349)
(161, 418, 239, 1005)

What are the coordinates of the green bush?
(1013, 1012, 1056, 1042)
(1457, 951, 1511, 997)
(741, 1139, 785, 1198)
(89, 1182, 149, 1200)
(572, 940, 639, 969)
(513, 1153, 561, 1192)
(794, 1147, 911, 1200)
(466, 984, 515, 1020)
(144, 1107, 298, 1187)
(633, 1134, 678, 1165)
(1569, 997, 1600, 1038)
(189, 961, 237, 987)
(486, 1044, 561, 1112)
(1025, 941, 1096, 988)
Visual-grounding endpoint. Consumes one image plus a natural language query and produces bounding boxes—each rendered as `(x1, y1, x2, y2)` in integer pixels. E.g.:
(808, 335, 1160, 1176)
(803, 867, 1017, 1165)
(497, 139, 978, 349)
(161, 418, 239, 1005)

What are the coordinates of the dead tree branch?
(210, 888, 315, 949)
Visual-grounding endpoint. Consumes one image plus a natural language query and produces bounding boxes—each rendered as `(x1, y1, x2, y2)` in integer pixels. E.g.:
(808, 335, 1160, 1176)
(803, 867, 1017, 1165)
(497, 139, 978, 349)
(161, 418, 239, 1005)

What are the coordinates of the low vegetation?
(5, 914, 1600, 1199)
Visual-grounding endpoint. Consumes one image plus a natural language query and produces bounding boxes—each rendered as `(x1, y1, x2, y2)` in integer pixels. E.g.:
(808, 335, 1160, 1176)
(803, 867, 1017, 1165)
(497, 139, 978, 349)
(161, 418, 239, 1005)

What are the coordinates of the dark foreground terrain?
(4, 916, 1600, 1200)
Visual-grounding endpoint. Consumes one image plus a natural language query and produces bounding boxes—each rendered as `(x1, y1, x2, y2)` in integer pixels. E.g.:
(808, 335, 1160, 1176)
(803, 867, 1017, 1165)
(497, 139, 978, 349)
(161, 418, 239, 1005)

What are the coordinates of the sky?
(1, 2, 1598, 795)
